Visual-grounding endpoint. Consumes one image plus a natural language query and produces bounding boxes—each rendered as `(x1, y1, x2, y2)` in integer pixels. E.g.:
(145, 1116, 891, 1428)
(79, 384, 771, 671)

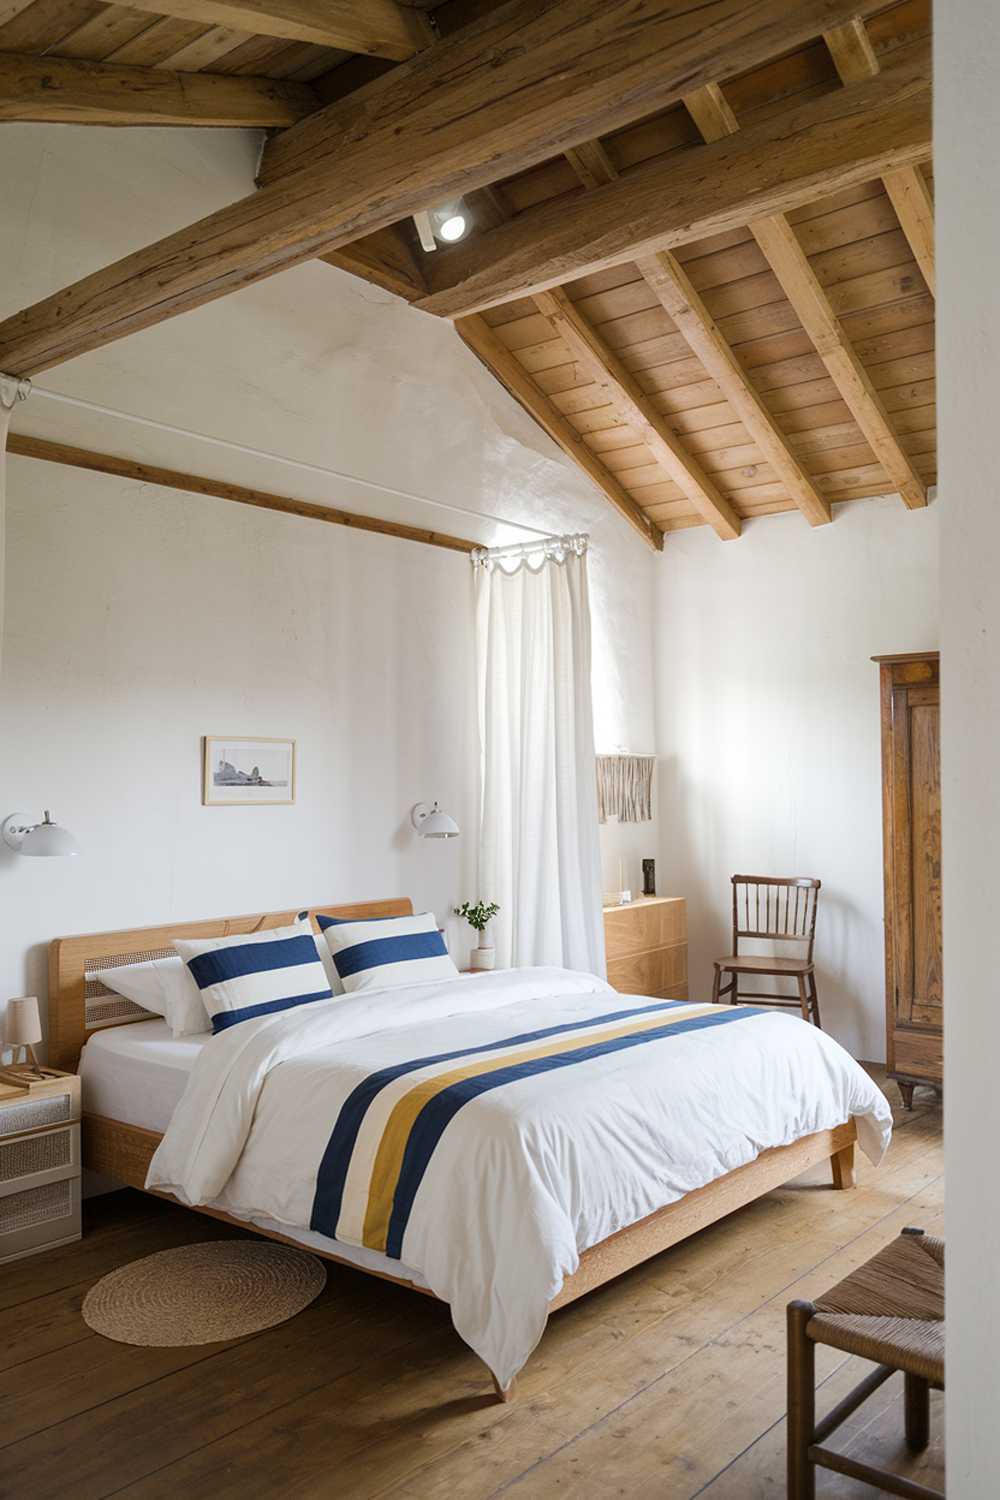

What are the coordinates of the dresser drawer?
(0, 1078, 81, 1139)
(0, 1122, 80, 1195)
(604, 899, 686, 962)
(0, 1175, 82, 1263)
(606, 944, 687, 997)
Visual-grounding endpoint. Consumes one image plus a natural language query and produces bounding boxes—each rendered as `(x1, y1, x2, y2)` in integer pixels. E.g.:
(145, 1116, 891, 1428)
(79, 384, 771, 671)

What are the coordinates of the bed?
(51, 897, 891, 1399)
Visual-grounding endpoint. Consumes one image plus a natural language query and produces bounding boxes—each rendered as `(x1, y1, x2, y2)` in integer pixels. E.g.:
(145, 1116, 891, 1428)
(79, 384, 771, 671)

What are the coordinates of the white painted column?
(938, 2, 1000, 1493)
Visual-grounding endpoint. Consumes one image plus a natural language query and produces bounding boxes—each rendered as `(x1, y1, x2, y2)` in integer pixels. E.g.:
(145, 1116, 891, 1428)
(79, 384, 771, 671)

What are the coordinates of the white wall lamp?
(412, 199, 471, 252)
(411, 801, 460, 839)
(2, 811, 80, 857)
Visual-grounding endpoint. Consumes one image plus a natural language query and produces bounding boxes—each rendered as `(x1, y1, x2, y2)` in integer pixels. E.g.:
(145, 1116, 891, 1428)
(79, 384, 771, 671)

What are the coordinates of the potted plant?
(455, 900, 500, 970)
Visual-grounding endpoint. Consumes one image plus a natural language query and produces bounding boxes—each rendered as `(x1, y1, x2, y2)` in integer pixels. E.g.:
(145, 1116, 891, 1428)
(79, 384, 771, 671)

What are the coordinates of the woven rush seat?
(787, 1227, 945, 1499)
(808, 1229, 944, 1385)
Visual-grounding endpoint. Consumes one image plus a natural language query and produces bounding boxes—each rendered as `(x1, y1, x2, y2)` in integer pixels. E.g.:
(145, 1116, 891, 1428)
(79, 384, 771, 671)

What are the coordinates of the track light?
(413, 199, 472, 252)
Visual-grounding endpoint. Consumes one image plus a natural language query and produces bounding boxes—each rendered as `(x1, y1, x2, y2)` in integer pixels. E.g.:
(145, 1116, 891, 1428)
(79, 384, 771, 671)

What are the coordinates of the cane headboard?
(47, 897, 413, 1072)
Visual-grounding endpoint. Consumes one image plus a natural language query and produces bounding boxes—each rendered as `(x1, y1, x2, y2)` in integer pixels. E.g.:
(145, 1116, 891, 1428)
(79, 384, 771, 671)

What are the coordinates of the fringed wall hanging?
(596, 754, 655, 824)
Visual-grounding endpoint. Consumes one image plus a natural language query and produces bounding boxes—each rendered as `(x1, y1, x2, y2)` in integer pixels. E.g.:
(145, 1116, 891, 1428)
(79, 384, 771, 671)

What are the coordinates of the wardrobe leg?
(899, 1082, 916, 1111)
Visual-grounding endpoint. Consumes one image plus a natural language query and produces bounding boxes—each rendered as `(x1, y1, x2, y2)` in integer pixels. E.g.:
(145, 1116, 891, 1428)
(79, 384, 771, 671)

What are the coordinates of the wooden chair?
(712, 875, 822, 1026)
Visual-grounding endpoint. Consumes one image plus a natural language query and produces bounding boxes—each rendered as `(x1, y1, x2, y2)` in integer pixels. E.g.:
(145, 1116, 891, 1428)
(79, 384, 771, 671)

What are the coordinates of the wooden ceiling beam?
(0, 51, 319, 126)
(319, 226, 427, 301)
(0, 0, 905, 377)
(823, 17, 935, 296)
(456, 314, 663, 552)
(637, 252, 832, 527)
(682, 68, 928, 511)
(7, 434, 475, 552)
(533, 287, 740, 541)
(258, 0, 897, 186)
(416, 40, 931, 318)
(122, 0, 432, 61)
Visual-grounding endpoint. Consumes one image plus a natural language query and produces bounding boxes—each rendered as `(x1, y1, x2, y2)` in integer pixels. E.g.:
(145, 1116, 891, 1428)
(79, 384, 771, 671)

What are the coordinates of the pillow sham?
(173, 922, 333, 1034)
(93, 959, 173, 1018)
(317, 910, 458, 994)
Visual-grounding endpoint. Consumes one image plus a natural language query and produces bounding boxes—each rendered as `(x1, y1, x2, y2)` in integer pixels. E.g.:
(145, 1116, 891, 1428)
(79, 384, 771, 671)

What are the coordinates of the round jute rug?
(82, 1240, 327, 1346)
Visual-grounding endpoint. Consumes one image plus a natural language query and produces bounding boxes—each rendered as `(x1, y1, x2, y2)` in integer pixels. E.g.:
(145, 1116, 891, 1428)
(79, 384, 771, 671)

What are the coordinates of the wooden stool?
(787, 1227, 944, 1499)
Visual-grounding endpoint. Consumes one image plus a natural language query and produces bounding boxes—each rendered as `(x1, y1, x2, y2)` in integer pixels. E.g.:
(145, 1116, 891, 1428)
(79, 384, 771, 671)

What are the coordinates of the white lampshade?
(20, 812, 79, 858)
(411, 801, 460, 839)
(4, 996, 42, 1048)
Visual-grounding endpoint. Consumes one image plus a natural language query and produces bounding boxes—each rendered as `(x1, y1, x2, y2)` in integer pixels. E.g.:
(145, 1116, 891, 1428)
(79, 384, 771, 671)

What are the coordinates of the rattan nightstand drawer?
(0, 1175, 82, 1262)
(0, 1122, 80, 1193)
(0, 1075, 81, 1138)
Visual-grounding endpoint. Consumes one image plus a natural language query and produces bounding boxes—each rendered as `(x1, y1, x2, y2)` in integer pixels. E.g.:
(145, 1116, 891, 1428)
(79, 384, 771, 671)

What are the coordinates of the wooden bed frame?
(49, 897, 858, 1401)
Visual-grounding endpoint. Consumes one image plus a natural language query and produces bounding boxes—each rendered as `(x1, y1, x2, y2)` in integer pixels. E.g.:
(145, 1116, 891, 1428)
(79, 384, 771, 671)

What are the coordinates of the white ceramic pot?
(470, 923, 496, 970)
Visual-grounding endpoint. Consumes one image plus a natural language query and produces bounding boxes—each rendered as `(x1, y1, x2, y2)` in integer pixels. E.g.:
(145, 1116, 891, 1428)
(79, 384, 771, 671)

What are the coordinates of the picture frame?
(202, 736, 296, 806)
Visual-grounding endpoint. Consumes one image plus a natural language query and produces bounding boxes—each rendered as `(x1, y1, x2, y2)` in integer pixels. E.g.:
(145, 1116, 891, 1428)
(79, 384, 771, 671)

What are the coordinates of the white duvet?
(148, 968, 893, 1388)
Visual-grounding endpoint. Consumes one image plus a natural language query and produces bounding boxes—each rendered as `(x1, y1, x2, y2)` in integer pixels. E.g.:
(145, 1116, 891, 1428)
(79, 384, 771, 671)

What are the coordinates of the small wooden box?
(0, 1074, 82, 1262)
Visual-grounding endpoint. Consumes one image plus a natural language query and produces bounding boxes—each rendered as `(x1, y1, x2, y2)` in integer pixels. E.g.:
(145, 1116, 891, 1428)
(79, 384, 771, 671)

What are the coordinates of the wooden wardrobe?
(874, 652, 942, 1108)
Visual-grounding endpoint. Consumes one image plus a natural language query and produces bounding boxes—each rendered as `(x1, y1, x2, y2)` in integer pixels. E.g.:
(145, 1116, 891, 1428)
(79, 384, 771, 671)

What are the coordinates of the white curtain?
(475, 536, 605, 976)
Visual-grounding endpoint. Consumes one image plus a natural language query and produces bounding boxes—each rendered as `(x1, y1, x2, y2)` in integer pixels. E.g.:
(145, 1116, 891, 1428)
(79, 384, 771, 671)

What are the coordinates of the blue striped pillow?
(173, 920, 333, 1034)
(317, 911, 458, 994)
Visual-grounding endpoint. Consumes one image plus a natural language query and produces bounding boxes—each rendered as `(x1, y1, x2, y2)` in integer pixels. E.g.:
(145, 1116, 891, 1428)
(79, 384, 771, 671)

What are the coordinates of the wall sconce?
(2, 811, 80, 857)
(411, 801, 460, 839)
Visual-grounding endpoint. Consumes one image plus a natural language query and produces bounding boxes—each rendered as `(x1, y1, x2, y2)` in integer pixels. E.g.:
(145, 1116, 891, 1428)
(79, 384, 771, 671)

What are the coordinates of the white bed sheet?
(79, 1020, 431, 1290)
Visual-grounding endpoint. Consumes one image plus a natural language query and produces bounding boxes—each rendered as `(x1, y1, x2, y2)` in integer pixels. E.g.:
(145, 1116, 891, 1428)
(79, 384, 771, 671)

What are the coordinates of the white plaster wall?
(0, 123, 657, 1030)
(937, 3, 1000, 1493)
(653, 498, 940, 1060)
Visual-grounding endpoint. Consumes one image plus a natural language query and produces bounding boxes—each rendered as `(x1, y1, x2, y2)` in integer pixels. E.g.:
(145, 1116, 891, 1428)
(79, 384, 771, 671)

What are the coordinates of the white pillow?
(173, 921, 333, 1034)
(159, 961, 212, 1038)
(318, 911, 458, 994)
(93, 959, 172, 1018)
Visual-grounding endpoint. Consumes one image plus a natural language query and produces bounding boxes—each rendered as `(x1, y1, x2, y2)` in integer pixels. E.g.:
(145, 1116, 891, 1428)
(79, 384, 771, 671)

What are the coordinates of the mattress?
(79, 1020, 431, 1290)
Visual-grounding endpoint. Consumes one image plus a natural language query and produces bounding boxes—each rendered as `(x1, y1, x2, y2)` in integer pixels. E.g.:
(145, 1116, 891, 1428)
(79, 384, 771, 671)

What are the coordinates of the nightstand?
(0, 1073, 81, 1262)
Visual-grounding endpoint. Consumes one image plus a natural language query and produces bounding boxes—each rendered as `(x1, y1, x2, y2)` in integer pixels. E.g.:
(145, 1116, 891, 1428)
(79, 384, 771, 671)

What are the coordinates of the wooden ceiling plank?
(824, 16, 934, 295)
(534, 286, 741, 541)
(7, 434, 476, 553)
(0, 48, 319, 123)
(121, 0, 432, 61)
(0, 0, 912, 377)
(636, 250, 831, 526)
(417, 40, 931, 318)
(682, 66, 928, 511)
(456, 313, 664, 552)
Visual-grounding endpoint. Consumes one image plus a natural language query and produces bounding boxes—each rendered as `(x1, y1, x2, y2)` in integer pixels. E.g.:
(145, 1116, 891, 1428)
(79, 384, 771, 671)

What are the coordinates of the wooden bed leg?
(830, 1142, 856, 1190)
(490, 1372, 515, 1404)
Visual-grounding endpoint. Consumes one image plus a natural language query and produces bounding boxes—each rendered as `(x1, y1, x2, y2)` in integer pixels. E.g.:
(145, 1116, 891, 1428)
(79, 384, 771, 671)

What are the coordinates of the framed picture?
(202, 736, 296, 806)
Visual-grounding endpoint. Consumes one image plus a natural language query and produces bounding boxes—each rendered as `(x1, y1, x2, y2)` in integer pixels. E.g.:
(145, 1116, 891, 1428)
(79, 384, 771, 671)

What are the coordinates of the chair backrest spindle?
(730, 875, 822, 962)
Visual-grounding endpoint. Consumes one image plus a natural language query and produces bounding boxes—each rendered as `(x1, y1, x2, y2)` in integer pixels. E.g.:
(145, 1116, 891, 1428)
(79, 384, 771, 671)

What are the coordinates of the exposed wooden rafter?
(637, 253, 832, 528)
(0, 0, 909, 376)
(533, 287, 741, 540)
(0, 51, 319, 127)
(561, 130, 830, 529)
(416, 41, 931, 318)
(7, 434, 474, 553)
(456, 314, 664, 552)
(680, 48, 928, 511)
(824, 17, 935, 296)
(319, 227, 426, 301)
(121, 0, 432, 61)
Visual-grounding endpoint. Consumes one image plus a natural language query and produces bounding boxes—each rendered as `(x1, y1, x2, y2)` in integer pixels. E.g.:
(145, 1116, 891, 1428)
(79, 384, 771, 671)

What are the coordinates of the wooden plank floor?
(0, 1070, 943, 1499)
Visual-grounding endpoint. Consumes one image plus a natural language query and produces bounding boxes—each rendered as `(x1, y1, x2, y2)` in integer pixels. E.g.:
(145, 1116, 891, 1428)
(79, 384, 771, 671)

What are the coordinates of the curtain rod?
(471, 532, 587, 563)
(3, 377, 555, 541)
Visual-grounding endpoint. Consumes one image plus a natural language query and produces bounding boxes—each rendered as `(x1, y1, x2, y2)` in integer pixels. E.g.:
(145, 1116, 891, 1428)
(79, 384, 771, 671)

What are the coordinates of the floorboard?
(0, 1069, 943, 1499)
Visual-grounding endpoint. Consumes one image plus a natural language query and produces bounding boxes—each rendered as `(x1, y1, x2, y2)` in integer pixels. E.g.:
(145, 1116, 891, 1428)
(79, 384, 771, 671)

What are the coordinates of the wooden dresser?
(874, 652, 942, 1108)
(603, 896, 687, 999)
